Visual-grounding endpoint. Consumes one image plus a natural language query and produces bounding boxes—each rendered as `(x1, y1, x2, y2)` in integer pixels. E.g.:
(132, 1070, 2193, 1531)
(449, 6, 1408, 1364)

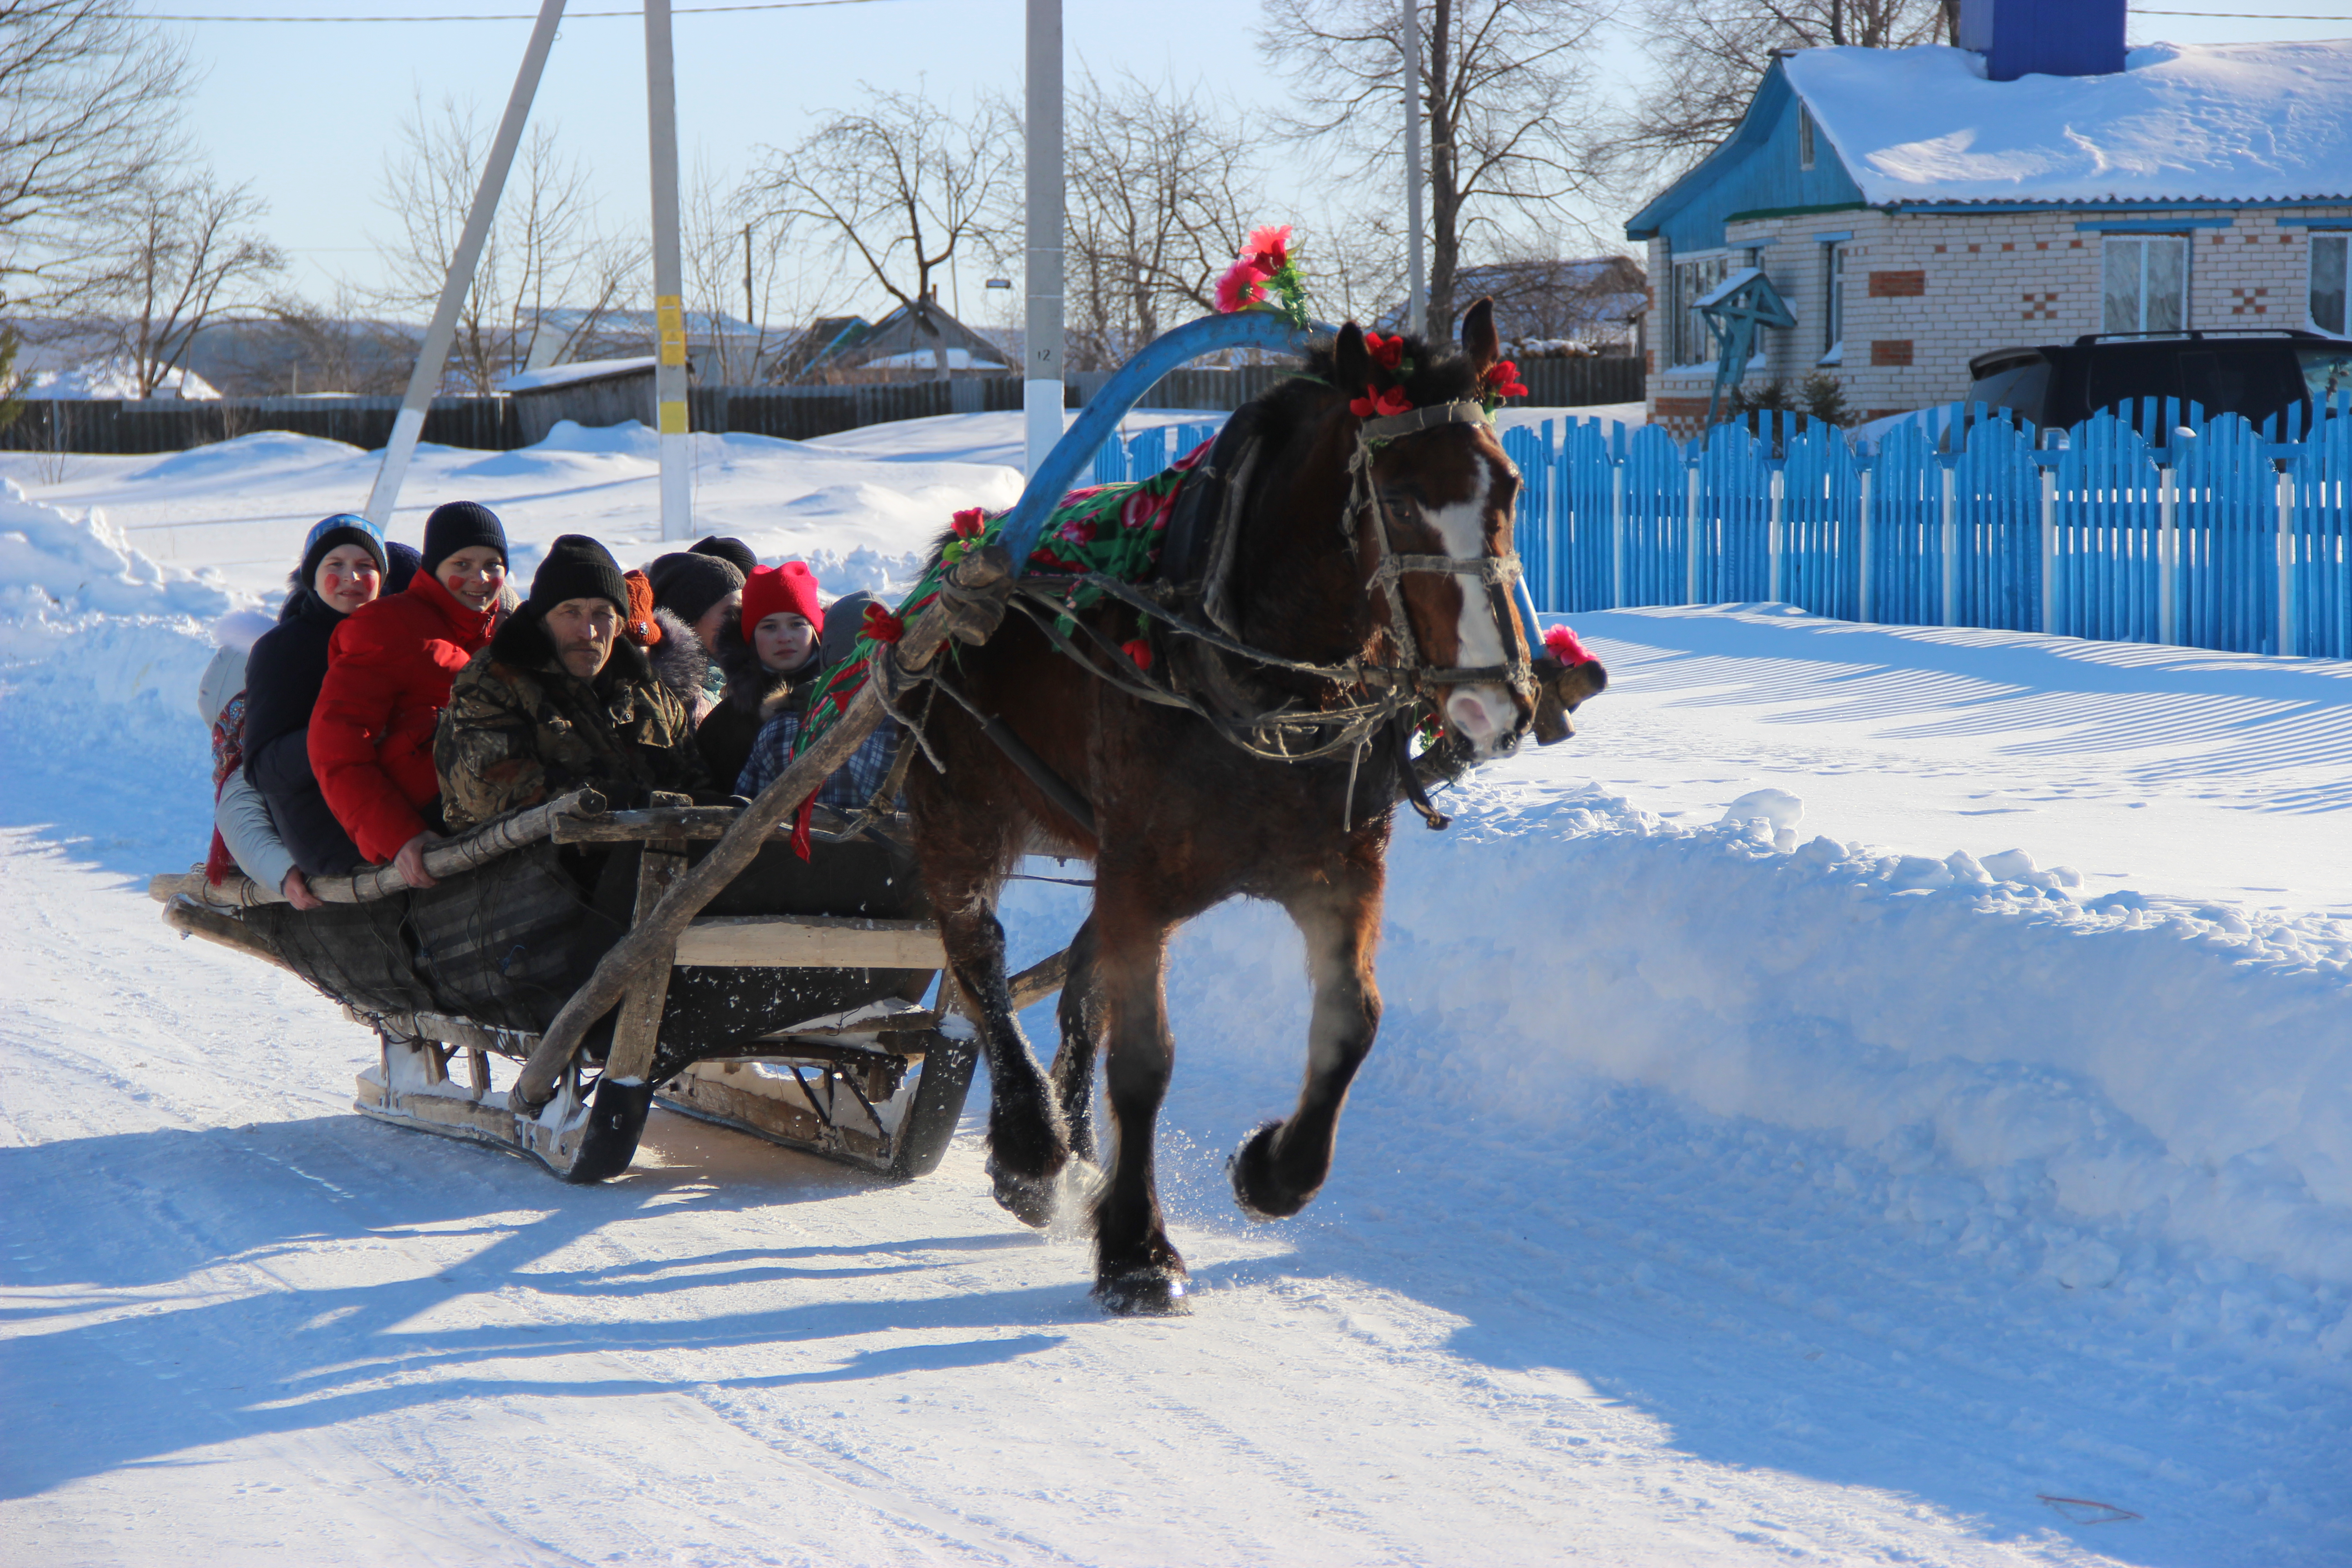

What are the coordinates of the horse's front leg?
(1089, 888, 1186, 1314)
(1230, 865, 1384, 1220)
(934, 888, 1070, 1226)
(1047, 915, 1103, 1166)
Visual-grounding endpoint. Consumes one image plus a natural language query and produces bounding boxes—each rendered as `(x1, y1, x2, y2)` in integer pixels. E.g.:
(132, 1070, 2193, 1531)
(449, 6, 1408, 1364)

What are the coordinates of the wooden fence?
(0, 396, 516, 454)
(0, 354, 1642, 456)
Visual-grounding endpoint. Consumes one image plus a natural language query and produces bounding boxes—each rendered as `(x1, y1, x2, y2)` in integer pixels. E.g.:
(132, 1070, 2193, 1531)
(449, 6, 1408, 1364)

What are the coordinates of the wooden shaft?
(162, 899, 294, 970)
(512, 547, 1011, 1110)
(151, 789, 607, 910)
(549, 803, 904, 845)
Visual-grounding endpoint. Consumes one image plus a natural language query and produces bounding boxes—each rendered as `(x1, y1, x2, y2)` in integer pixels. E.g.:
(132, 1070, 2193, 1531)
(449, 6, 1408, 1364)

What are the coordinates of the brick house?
(1625, 10, 2352, 438)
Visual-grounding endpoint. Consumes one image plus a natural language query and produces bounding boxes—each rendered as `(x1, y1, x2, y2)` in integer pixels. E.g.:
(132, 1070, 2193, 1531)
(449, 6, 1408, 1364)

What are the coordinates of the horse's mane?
(1249, 328, 1486, 446)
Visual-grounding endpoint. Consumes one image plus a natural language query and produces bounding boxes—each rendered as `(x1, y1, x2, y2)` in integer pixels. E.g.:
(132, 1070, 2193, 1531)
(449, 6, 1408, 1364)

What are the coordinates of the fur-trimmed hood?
(643, 607, 713, 706)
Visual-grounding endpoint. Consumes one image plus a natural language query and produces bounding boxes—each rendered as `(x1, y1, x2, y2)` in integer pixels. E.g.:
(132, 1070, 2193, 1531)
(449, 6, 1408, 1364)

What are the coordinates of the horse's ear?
(1460, 297, 1499, 377)
(1334, 322, 1372, 391)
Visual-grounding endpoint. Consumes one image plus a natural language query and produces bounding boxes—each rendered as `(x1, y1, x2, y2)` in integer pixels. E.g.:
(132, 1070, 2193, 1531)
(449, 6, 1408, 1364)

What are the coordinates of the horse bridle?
(1345, 399, 1539, 706)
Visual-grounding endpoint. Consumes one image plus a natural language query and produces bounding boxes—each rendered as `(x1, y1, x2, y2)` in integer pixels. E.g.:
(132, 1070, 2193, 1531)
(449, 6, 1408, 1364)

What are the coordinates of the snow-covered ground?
(3, 414, 2347, 1565)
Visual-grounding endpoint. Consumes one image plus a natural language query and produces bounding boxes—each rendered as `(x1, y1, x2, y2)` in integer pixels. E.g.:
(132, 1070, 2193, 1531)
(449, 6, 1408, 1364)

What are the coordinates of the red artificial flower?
(861, 603, 906, 644)
(1122, 638, 1154, 671)
(1245, 223, 1292, 271)
(1363, 332, 1406, 372)
(1348, 385, 1415, 420)
(1485, 360, 1530, 400)
(1542, 624, 1593, 666)
(951, 506, 988, 539)
(1215, 256, 1270, 314)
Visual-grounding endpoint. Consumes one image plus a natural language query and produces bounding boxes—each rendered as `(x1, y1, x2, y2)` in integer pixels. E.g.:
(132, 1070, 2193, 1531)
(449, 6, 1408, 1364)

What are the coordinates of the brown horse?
(903, 303, 1596, 1313)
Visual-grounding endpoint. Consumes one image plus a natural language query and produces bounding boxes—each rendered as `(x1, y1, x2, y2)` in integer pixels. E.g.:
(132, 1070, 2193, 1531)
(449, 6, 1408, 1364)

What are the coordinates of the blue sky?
(170, 0, 1312, 311)
(159, 1, 2352, 317)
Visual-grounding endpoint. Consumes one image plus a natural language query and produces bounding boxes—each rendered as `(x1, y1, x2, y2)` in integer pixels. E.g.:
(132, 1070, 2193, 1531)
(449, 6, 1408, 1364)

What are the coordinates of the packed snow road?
(5, 426, 2351, 1563)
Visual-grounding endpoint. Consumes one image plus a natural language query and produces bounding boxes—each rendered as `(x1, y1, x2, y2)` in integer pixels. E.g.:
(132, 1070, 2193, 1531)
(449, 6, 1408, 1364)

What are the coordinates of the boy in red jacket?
(311, 501, 509, 888)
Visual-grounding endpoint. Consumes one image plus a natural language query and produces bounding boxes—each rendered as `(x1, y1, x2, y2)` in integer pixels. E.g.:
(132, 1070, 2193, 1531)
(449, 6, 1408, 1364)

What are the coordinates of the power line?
(143, 0, 906, 20)
(2133, 8, 2352, 15)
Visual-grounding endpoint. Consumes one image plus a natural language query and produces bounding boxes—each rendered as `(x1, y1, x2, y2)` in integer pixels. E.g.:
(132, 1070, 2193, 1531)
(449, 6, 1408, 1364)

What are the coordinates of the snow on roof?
(18, 361, 220, 401)
(1784, 40, 2352, 206)
(861, 347, 1007, 372)
(495, 355, 655, 393)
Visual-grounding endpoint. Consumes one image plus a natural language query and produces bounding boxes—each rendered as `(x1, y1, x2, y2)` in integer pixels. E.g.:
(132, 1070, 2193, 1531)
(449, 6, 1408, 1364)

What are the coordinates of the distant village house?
(1626, 1, 2352, 436)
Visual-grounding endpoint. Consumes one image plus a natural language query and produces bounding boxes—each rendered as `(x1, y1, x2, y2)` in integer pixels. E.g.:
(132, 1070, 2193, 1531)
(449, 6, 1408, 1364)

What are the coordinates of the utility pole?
(1024, 0, 1064, 478)
(1403, 0, 1427, 338)
(363, 0, 567, 529)
(645, 0, 691, 541)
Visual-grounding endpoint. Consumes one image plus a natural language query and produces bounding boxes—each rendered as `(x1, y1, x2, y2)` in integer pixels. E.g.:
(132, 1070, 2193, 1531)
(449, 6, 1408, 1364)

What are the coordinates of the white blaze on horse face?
(1422, 458, 1517, 757)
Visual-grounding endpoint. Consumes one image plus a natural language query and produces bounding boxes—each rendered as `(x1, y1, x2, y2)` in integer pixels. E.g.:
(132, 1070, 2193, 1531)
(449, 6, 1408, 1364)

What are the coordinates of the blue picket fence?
(1081, 401, 2352, 659)
(1509, 396, 2352, 660)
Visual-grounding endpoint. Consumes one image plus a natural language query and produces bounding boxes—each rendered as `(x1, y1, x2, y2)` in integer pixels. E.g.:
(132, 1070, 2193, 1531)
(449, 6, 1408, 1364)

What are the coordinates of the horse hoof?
(986, 1155, 1057, 1229)
(1227, 1121, 1316, 1222)
(1093, 1267, 1191, 1317)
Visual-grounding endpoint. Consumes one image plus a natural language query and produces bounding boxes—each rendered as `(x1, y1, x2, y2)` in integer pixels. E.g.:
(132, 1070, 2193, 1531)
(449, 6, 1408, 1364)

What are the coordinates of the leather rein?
(962, 392, 1534, 830)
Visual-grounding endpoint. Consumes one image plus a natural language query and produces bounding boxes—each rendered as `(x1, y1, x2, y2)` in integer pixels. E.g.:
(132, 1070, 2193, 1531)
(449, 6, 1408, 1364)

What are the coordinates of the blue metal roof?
(1625, 59, 1866, 251)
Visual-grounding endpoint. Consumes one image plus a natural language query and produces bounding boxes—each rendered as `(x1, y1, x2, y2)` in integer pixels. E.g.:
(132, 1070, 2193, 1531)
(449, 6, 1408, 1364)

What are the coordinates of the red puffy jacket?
(311, 570, 497, 862)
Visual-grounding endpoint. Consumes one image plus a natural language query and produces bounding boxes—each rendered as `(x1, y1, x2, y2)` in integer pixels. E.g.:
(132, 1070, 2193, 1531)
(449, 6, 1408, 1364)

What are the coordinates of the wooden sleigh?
(153, 783, 1066, 1184)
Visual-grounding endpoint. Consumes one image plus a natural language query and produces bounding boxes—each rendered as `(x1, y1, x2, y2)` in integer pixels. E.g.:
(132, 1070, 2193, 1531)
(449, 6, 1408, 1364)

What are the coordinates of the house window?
(2312, 233, 2350, 336)
(1669, 250, 1752, 366)
(1798, 106, 1815, 171)
(1822, 241, 1845, 358)
(2102, 235, 2188, 333)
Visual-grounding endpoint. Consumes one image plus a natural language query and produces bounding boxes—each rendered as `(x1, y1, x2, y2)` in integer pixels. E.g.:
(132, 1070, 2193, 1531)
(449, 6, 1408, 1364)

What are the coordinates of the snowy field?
(2, 413, 2348, 1566)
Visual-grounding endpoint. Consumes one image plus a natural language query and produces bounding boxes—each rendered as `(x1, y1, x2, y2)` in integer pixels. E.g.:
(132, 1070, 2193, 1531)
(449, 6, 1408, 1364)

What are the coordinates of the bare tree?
(372, 96, 642, 394)
(255, 285, 416, 396)
(1060, 71, 1259, 370)
(1260, 0, 1613, 333)
(73, 169, 283, 397)
(1612, 0, 1945, 181)
(682, 159, 844, 385)
(0, 0, 191, 310)
(748, 86, 1014, 380)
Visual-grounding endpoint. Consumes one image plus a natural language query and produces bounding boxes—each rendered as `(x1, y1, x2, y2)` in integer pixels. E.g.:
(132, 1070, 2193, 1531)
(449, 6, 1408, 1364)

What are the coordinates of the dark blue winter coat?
(242, 587, 365, 877)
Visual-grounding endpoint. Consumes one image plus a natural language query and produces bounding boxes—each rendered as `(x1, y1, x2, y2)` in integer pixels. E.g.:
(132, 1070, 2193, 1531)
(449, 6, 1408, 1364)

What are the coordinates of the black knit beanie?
(385, 540, 424, 596)
(421, 500, 508, 575)
(647, 551, 744, 624)
(528, 534, 631, 616)
(691, 535, 760, 576)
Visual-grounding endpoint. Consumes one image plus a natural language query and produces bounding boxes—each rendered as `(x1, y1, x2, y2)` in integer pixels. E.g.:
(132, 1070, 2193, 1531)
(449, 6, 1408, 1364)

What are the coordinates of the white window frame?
(1666, 249, 1754, 371)
(1820, 240, 1845, 362)
(2310, 232, 2351, 337)
(2101, 234, 2190, 334)
(1798, 106, 1816, 171)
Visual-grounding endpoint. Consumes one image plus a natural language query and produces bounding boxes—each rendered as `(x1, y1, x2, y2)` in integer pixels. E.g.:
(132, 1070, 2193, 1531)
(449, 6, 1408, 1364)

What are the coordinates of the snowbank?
(0, 479, 236, 621)
(1126, 781, 2352, 1300)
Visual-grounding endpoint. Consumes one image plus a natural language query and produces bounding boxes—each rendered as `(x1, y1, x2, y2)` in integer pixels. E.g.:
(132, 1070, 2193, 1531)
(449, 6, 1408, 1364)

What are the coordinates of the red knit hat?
(741, 561, 822, 630)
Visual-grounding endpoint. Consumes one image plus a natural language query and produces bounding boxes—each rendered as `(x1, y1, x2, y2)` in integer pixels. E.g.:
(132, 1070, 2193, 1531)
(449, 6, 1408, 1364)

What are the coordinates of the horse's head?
(1331, 299, 1535, 761)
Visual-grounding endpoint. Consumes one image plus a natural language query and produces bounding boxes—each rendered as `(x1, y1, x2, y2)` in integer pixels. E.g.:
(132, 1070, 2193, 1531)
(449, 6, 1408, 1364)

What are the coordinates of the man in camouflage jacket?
(436, 534, 711, 830)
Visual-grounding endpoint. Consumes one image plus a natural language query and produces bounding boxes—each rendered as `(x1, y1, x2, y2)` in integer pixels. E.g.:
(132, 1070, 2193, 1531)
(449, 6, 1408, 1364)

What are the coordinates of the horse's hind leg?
(1230, 868, 1384, 1221)
(1048, 915, 1103, 1165)
(1090, 898, 1186, 1315)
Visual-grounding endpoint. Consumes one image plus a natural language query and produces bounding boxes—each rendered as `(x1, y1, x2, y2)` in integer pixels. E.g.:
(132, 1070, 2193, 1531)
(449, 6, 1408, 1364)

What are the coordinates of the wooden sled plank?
(675, 913, 944, 970)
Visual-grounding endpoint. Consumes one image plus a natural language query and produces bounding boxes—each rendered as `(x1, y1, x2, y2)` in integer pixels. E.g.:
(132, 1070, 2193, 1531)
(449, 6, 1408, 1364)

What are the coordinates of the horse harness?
(895, 391, 1538, 834)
